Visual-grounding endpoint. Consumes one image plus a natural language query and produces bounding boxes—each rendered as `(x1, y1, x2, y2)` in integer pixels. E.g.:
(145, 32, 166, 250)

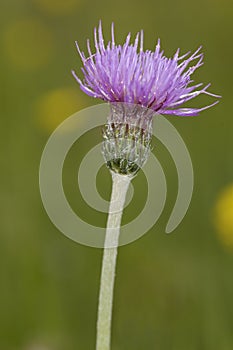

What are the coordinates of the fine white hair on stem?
(96, 173, 131, 350)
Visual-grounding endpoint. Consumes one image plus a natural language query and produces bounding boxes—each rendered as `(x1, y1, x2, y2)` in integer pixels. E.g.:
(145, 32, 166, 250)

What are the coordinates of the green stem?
(96, 173, 131, 350)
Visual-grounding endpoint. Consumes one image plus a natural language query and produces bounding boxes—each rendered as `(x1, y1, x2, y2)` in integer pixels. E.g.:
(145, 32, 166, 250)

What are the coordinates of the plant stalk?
(96, 172, 131, 350)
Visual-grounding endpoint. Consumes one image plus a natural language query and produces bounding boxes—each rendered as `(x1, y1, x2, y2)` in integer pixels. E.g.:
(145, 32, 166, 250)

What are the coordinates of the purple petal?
(72, 23, 220, 117)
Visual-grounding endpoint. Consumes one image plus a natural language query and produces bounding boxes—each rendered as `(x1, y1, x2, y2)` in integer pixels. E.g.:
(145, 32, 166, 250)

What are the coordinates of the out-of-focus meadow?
(1, 0, 233, 349)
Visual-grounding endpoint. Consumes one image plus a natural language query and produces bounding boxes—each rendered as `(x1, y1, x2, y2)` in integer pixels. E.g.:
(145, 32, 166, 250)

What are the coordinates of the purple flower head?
(72, 22, 220, 117)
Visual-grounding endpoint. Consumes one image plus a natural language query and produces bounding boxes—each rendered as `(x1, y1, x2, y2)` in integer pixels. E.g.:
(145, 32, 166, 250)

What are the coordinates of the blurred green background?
(1, 0, 233, 349)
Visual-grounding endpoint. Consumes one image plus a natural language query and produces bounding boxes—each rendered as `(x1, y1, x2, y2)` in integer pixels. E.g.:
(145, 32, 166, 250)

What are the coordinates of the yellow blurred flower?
(213, 183, 233, 249)
(25, 341, 53, 350)
(3, 19, 53, 70)
(33, 0, 80, 15)
(26, 346, 51, 350)
(35, 87, 86, 132)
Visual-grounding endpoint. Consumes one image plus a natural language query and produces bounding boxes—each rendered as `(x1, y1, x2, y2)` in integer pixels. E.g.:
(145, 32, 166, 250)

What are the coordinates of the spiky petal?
(72, 22, 220, 117)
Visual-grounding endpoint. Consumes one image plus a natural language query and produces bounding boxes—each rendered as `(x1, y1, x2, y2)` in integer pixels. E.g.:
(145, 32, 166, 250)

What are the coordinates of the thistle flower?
(72, 22, 220, 117)
(72, 25, 220, 350)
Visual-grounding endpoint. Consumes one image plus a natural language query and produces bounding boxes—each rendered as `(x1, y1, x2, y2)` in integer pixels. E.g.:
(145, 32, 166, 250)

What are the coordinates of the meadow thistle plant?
(72, 22, 220, 350)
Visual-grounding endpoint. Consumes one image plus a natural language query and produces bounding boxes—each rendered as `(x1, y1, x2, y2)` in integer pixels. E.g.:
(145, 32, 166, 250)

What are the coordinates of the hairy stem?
(96, 173, 131, 350)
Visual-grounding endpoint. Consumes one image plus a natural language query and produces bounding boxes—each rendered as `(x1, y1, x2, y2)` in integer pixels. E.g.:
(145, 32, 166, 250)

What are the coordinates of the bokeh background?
(1, 0, 233, 349)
